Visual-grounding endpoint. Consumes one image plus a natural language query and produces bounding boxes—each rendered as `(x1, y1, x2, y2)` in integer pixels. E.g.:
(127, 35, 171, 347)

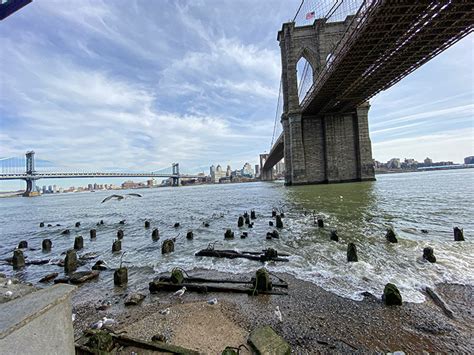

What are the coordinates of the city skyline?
(0, 1, 473, 178)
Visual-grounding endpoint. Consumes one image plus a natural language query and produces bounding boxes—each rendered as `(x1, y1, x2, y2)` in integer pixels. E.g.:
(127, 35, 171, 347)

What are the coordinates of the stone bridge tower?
(278, 18, 375, 185)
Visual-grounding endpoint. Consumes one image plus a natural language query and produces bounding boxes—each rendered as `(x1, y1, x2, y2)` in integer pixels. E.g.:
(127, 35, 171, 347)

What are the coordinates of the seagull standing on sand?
(159, 308, 170, 315)
(172, 286, 187, 301)
(274, 306, 283, 322)
(207, 298, 218, 305)
(4, 291, 13, 297)
(90, 319, 103, 329)
(102, 317, 116, 327)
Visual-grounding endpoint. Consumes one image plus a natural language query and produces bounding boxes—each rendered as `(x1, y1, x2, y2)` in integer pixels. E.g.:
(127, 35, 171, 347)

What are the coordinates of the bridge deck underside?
(302, 1, 473, 115)
(263, 133, 284, 170)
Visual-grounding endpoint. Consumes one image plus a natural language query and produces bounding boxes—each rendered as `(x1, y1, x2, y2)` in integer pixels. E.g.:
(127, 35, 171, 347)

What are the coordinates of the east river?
(0, 169, 473, 303)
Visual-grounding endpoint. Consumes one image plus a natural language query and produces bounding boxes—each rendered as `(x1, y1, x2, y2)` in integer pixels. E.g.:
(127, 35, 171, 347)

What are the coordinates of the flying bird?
(274, 306, 283, 322)
(101, 193, 142, 203)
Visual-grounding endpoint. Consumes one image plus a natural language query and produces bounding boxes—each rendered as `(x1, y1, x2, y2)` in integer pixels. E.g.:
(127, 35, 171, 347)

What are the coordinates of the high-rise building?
(226, 165, 232, 177)
(464, 156, 474, 164)
(424, 157, 433, 165)
(42, 185, 47, 194)
(52, 185, 57, 193)
(210, 164, 226, 183)
(255, 164, 260, 178)
(387, 158, 401, 169)
(241, 162, 254, 178)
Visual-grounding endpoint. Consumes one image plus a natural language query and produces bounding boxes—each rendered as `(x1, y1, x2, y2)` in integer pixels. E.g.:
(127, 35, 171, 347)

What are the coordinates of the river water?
(1, 169, 473, 303)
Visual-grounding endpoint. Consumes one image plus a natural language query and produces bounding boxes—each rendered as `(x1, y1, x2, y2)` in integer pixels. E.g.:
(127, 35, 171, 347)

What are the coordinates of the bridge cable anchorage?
(270, 78, 283, 148)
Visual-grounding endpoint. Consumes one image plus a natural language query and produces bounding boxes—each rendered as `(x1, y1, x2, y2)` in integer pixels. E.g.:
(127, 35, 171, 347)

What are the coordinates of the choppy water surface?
(1, 169, 473, 302)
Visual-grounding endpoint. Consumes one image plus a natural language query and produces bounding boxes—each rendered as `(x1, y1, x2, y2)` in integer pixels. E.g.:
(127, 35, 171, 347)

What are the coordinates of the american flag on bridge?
(305, 11, 315, 20)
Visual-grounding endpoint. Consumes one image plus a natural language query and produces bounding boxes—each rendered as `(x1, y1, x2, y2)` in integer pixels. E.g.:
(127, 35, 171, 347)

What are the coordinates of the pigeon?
(102, 317, 116, 326)
(90, 320, 103, 329)
(159, 308, 170, 315)
(173, 287, 187, 299)
(5, 291, 13, 297)
(274, 306, 283, 322)
(207, 298, 218, 305)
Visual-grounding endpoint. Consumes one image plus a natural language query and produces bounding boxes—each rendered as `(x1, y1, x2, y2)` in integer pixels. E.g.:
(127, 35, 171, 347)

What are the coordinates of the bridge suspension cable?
(270, 78, 283, 148)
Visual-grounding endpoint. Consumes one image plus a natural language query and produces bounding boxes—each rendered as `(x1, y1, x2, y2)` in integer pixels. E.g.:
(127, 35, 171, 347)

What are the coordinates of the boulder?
(42, 239, 52, 252)
(117, 229, 124, 240)
(114, 267, 128, 286)
(174, 222, 180, 228)
(64, 249, 78, 273)
(453, 227, 464, 241)
(251, 210, 256, 219)
(74, 236, 84, 250)
(423, 247, 436, 263)
(112, 240, 121, 253)
(90, 229, 97, 239)
(382, 283, 402, 306)
(124, 292, 146, 306)
(69, 270, 99, 284)
(18, 240, 28, 249)
(39, 272, 59, 283)
(75, 222, 81, 228)
(152, 228, 160, 241)
(12, 249, 25, 269)
(269, 221, 274, 227)
(224, 229, 234, 239)
(276, 215, 283, 228)
(39, 222, 45, 227)
(347, 243, 358, 262)
(330, 230, 339, 242)
(162, 239, 175, 254)
(92, 260, 108, 271)
(386, 228, 398, 243)
(238, 216, 244, 227)
(317, 218, 324, 228)
(186, 230, 194, 240)
(145, 220, 150, 228)
(248, 326, 290, 355)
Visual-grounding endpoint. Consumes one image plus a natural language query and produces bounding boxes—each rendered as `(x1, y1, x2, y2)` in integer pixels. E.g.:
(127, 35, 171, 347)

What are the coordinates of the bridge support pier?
(260, 167, 274, 181)
(23, 178, 39, 197)
(283, 102, 375, 185)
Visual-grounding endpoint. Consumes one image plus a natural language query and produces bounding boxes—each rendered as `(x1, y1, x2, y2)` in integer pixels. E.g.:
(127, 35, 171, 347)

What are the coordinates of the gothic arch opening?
(296, 55, 314, 104)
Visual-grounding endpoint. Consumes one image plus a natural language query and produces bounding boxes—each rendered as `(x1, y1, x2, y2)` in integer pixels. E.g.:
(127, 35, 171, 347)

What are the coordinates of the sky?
(0, 0, 473, 190)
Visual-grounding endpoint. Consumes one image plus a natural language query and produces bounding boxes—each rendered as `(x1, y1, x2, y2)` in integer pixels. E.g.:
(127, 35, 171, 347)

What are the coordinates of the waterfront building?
(48, 185, 53, 193)
(387, 158, 401, 169)
(226, 165, 232, 177)
(464, 156, 474, 164)
(42, 185, 47, 194)
(210, 164, 226, 183)
(424, 157, 433, 165)
(241, 162, 254, 178)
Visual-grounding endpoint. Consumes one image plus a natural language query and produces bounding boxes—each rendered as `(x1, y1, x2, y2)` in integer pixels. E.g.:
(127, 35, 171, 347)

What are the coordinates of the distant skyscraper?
(255, 164, 260, 178)
(226, 165, 232, 177)
(241, 162, 254, 178)
(424, 157, 433, 165)
(464, 156, 474, 164)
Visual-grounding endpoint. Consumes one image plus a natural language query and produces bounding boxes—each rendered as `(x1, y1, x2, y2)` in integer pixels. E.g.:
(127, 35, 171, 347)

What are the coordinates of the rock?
(39, 222, 44, 227)
(347, 243, 358, 262)
(145, 220, 150, 228)
(254, 268, 272, 292)
(119, 220, 125, 225)
(18, 240, 28, 249)
(272, 230, 280, 239)
(151, 334, 167, 343)
(42, 239, 53, 252)
(114, 267, 128, 286)
(423, 247, 436, 263)
(39, 272, 59, 283)
(453, 227, 464, 241)
(238, 216, 244, 227)
(69, 270, 99, 284)
(421, 229, 429, 234)
(251, 210, 256, 219)
(79, 252, 98, 260)
(54, 277, 70, 284)
(276, 215, 283, 228)
(266, 232, 273, 240)
(269, 221, 274, 226)
(74, 236, 84, 250)
(12, 249, 25, 269)
(47, 224, 53, 227)
(272, 209, 277, 217)
(112, 240, 121, 253)
(117, 229, 124, 240)
(317, 218, 324, 228)
(161, 239, 175, 254)
(64, 249, 78, 273)
(248, 326, 290, 355)
(330, 230, 339, 242)
(75, 222, 81, 228)
(152, 228, 160, 241)
(124, 292, 146, 306)
(56, 224, 61, 226)
(382, 283, 402, 306)
(224, 229, 234, 239)
(386, 228, 398, 243)
(100, 220, 104, 225)
(186, 230, 194, 240)
(245, 216, 251, 225)
(90, 229, 97, 239)
(241, 232, 248, 239)
(61, 229, 70, 235)
(203, 222, 210, 227)
(174, 222, 180, 228)
(26, 259, 49, 265)
(92, 260, 108, 271)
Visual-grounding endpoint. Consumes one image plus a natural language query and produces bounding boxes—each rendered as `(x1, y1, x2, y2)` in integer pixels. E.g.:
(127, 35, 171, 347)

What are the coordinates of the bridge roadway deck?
(0, 172, 200, 180)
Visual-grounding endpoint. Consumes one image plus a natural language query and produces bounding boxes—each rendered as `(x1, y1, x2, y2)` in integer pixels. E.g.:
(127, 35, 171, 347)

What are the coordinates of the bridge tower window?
(296, 56, 314, 104)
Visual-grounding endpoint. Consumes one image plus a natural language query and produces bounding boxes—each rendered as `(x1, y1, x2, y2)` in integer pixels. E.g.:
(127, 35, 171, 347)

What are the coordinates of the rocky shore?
(70, 270, 473, 354)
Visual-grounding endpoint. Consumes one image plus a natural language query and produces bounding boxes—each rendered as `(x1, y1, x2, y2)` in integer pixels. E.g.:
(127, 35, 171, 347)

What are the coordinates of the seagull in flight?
(101, 193, 143, 203)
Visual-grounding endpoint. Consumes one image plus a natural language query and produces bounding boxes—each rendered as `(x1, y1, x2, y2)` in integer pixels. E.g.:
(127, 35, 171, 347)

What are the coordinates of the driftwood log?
(195, 249, 289, 262)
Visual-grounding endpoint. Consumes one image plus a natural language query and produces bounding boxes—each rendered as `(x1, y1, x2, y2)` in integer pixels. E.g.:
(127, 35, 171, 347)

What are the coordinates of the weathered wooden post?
(42, 239, 52, 252)
(347, 243, 358, 262)
(162, 239, 175, 254)
(64, 249, 77, 273)
(224, 229, 234, 239)
(238, 216, 244, 227)
(152, 228, 160, 241)
(117, 229, 124, 240)
(74, 236, 84, 250)
(186, 230, 194, 239)
(12, 249, 25, 269)
(18, 240, 28, 249)
(145, 220, 150, 228)
(386, 228, 398, 243)
(453, 227, 464, 241)
(90, 229, 97, 239)
(330, 230, 339, 242)
(112, 239, 122, 253)
(276, 215, 283, 228)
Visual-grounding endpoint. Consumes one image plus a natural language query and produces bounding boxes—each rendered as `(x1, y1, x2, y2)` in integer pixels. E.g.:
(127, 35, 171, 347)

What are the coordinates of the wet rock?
(224, 229, 234, 239)
(90, 229, 97, 239)
(272, 230, 280, 239)
(453, 227, 464, 241)
(248, 326, 291, 355)
(69, 270, 99, 284)
(61, 229, 70, 235)
(152, 228, 160, 241)
(39, 222, 45, 227)
(253, 268, 272, 292)
(276, 215, 283, 228)
(173, 222, 180, 228)
(75, 222, 81, 228)
(238, 216, 244, 227)
(145, 220, 150, 228)
(151, 334, 167, 343)
(114, 267, 128, 286)
(347, 243, 358, 262)
(56, 224, 61, 226)
(245, 216, 251, 225)
(119, 220, 125, 225)
(112, 240, 121, 253)
(74, 236, 84, 250)
(421, 229, 429, 234)
(18, 240, 28, 249)
(280, 212, 285, 218)
(272, 209, 277, 217)
(382, 283, 402, 306)
(186, 230, 194, 240)
(386, 228, 398, 243)
(241, 232, 248, 239)
(79, 252, 98, 260)
(54, 277, 70, 284)
(423, 247, 436, 263)
(251, 210, 256, 219)
(269, 221, 274, 226)
(124, 292, 146, 306)
(317, 218, 324, 228)
(12, 249, 25, 269)
(39, 272, 59, 283)
(330, 230, 339, 242)
(92, 260, 108, 271)
(117, 229, 124, 240)
(266, 232, 273, 240)
(64, 249, 78, 273)
(161, 239, 175, 254)
(47, 224, 53, 227)
(42, 239, 52, 252)
(203, 222, 210, 227)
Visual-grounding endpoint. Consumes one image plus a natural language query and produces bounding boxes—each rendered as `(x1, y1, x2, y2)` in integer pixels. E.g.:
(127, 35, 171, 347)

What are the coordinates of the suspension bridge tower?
(171, 163, 180, 186)
(23, 151, 40, 197)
